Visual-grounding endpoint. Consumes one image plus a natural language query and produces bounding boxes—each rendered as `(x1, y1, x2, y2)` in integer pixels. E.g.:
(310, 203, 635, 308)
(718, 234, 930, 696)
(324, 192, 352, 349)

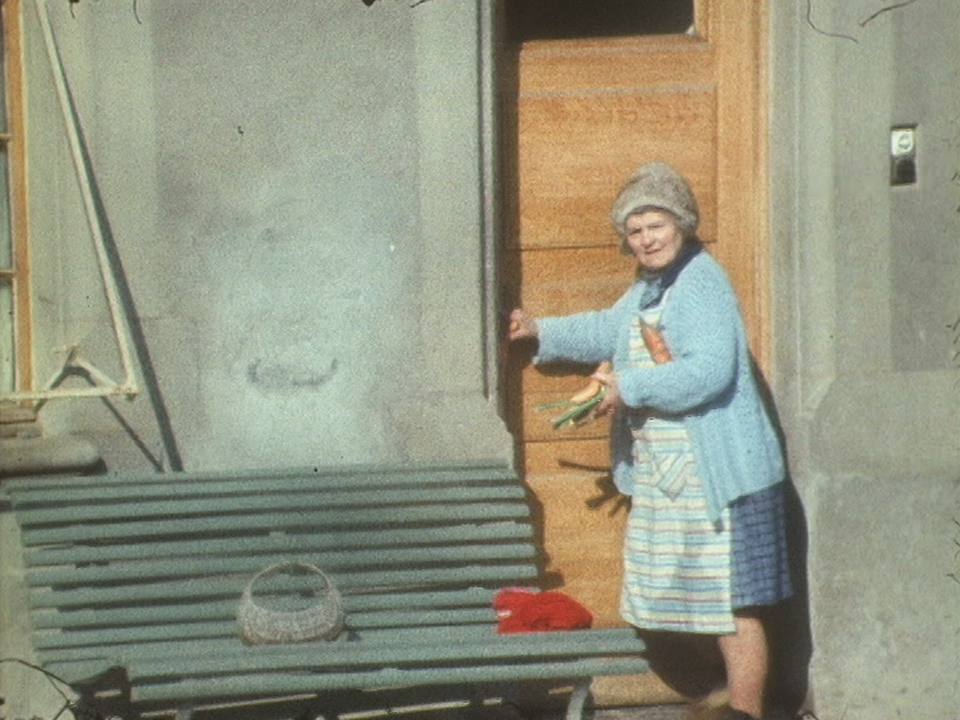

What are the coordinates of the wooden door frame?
(711, 0, 771, 371)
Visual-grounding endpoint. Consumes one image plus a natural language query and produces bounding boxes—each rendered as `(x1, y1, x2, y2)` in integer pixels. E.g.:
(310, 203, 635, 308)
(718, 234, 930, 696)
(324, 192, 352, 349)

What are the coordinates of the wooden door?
(500, 0, 769, 648)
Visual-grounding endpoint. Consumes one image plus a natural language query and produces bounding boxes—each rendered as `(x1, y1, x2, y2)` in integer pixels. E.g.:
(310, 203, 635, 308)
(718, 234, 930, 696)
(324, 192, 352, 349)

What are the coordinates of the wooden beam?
(3, 0, 32, 393)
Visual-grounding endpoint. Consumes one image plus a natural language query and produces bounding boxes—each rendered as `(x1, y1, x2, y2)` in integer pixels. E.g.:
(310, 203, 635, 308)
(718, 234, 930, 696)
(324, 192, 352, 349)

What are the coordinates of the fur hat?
(610, 162, 699, 243)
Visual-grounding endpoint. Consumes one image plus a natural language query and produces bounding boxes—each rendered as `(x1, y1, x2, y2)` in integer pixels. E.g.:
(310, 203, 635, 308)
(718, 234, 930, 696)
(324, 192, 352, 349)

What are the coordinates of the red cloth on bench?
(493, 587, 593, 634)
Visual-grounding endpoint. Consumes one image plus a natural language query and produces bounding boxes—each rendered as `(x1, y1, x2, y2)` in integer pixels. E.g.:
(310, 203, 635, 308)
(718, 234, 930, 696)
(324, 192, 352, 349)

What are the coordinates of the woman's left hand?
(591, 367, 622, 418)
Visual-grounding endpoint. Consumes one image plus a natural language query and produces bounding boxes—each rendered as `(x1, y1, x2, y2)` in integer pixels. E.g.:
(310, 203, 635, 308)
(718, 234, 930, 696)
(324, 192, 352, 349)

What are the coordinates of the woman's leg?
(717, 613, 768, 718)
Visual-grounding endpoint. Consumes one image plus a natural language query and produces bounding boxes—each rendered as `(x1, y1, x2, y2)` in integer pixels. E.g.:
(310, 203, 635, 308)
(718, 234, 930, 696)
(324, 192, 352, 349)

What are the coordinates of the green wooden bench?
(2, 461, 647, 720)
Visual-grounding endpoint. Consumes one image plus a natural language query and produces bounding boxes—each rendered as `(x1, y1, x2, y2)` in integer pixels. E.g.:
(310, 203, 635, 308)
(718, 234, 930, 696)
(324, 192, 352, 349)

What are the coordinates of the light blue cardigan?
(535, 251, 784, 521)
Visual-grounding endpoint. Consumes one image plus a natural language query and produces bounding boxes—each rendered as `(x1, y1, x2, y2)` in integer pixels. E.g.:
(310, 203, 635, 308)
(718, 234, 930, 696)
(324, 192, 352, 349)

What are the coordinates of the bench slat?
(15, 484, 527, 526)
(26, 540, 537, 586)
(20, 502, 530, 546)
(35, 607, 499, 652)
(4, 461, 515, 496)
(30, 562, 540, 609)
(40, 624, 503, 670)
(38, 623, 512, 680)
(40, 628, 649, 694)
(129, 629, 647, 680)
(130, 657, 649, 704)
(32, 587, 498, 629)
(24, 522, 532, 568)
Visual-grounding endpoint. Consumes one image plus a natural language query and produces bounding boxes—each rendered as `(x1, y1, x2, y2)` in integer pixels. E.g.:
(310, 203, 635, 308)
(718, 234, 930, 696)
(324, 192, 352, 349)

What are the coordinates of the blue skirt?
(729, 482, 794, 609)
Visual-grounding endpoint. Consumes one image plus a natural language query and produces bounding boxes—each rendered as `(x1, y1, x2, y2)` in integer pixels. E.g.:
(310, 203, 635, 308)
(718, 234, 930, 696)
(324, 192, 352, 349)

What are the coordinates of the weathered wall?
(24, 0, 507, 473)
(769, 1, 960, 717)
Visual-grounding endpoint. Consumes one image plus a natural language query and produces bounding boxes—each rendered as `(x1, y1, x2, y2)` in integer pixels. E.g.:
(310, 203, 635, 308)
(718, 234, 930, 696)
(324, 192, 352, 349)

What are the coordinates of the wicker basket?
(237, 561, 345, 644)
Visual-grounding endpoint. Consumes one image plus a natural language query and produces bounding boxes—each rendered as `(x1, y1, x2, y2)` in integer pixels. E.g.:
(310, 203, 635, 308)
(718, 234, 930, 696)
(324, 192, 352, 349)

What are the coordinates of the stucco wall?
(24, 0, 508, 473)
(770, 1, 960, 717)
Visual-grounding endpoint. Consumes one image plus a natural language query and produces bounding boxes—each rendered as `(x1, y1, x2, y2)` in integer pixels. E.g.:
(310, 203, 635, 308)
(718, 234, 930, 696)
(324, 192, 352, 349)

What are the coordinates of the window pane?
(507, 0, 695, 42)
(0, 148, 9, 268)
(0, 282, 12, 393)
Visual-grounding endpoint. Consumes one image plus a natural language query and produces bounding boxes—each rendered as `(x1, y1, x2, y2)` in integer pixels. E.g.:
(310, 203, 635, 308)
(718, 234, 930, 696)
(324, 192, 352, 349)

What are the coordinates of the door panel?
(500, 2, 767, 659)
(504, 2, 767, 476)
(515, 87, 718, 249)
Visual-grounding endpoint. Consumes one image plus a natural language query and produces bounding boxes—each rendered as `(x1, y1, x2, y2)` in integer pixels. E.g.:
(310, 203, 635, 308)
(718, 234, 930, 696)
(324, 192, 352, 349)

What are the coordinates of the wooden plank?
(30, 563, 541, 609)
(42, 626, 647, 699)
(525, 474, 628, 629)
(39, 624, 506, 671)
(127, 624, 503, 662)
(515, 89, 717, 250)
(514, 245, 633, 287)
(128, 629, 647, 680)
(523, 437, 612, 477)
(33, 587, 498, 630)
(34, 608, 500, 652)
(3, 0, 32, 393)
(25, 522, 532, 567)
(713, 0, 769, 369)
(14, 483, 528, 526)
(4, 462, 516, 499)
(518, 35, 714, 94)
(517, 272, 630, 319)
(20, 502, 532, 546)
(26, 540, 538, 587)
(129, 657, 649, 704)
(38, 624, 504, 681)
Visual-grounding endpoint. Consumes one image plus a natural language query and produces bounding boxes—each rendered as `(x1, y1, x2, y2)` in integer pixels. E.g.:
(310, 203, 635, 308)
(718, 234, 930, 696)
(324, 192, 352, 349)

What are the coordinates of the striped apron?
(619, 299, 736, 634)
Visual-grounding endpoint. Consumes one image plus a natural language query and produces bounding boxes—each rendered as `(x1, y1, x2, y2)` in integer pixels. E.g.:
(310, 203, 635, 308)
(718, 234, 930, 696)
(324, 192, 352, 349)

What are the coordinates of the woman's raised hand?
(507, 308, 539, 341)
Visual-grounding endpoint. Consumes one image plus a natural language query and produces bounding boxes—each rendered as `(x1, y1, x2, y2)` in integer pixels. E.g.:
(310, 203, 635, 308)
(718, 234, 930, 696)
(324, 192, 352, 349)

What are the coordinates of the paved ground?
(594, 707, 689, 720)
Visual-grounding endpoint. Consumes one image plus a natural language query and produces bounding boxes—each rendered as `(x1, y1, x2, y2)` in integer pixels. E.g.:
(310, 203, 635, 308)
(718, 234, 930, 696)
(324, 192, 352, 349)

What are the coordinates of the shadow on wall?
(760, 362, 814, 713)
(56, 51, 183, 473)
(770, 479, 813, 712)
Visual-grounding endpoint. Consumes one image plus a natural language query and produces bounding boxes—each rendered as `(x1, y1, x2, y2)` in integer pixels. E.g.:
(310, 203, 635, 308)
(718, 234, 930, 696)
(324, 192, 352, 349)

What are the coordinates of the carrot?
(568, 361, 611, 403)
(639, 319, 671, 364)
(568, 382, 602, 404)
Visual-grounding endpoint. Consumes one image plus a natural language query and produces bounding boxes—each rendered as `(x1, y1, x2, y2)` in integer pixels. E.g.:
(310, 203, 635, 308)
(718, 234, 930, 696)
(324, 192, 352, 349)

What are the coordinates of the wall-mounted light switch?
(890, 126, 917, 185)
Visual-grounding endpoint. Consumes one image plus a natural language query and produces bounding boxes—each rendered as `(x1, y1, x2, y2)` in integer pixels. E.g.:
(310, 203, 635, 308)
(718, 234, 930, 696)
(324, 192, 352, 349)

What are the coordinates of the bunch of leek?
(536, 389, 607, 430)
(534, 361, 610, 430)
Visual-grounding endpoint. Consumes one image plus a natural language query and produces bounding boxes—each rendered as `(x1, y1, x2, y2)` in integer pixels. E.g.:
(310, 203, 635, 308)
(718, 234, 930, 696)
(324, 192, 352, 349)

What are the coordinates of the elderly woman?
(508, 163, 792, 720)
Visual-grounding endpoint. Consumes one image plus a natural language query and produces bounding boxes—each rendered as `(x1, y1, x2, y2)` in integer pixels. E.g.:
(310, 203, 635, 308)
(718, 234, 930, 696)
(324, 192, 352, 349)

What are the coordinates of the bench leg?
(565, 679, 592, 720)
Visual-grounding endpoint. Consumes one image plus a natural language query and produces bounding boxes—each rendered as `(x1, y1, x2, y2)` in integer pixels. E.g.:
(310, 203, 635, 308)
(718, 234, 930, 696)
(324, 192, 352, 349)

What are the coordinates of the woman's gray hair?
(610, 162, 699, 252)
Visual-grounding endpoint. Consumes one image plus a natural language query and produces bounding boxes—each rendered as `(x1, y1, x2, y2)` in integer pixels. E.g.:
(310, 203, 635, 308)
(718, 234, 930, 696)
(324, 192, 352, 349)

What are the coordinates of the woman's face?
(624, 210, 684, 272)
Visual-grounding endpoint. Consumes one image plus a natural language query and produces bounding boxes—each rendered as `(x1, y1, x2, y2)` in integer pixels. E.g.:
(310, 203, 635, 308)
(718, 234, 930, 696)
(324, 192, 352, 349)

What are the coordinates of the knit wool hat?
(610, 162, 699, 246)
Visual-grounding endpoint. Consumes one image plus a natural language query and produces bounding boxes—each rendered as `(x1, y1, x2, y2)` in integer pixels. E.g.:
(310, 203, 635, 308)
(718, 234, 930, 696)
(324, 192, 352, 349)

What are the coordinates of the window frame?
(0, 0, 31, 400)
(1, 0, 138, 407)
